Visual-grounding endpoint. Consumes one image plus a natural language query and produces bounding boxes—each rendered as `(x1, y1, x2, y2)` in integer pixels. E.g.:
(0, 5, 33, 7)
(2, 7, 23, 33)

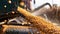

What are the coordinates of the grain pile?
(17, 6, 60, 34)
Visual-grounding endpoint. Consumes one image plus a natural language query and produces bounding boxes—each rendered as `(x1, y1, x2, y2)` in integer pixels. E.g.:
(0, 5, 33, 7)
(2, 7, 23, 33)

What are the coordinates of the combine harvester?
(0, 0, 60, 34)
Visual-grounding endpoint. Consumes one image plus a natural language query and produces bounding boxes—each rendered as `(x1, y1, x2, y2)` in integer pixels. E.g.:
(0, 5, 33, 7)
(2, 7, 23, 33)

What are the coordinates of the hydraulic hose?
(34, 3, 52, 11)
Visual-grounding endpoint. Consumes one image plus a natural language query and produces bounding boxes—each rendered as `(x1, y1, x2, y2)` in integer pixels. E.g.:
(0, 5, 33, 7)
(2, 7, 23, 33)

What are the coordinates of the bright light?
(31, 0, 60, 9)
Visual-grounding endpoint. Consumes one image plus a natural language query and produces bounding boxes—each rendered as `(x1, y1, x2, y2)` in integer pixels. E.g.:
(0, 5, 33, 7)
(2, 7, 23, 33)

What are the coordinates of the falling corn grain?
(17, 6, 60, 34)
